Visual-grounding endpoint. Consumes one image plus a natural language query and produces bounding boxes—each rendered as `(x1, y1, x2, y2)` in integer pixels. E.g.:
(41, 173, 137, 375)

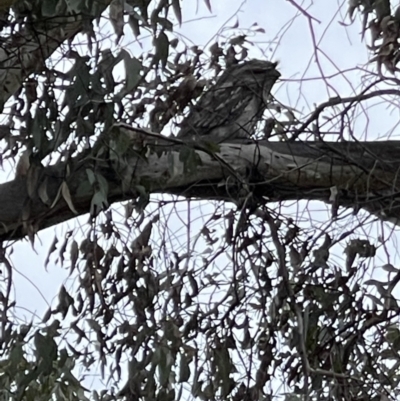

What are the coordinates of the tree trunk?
(1, 127, 399, 241)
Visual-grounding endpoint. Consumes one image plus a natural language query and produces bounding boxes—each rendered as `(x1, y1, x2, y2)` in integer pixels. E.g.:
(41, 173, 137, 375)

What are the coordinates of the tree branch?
(1, 127, 400, 242)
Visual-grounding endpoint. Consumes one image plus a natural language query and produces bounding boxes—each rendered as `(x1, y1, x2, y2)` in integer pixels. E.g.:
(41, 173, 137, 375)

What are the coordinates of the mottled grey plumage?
(177, 60, 280, 142)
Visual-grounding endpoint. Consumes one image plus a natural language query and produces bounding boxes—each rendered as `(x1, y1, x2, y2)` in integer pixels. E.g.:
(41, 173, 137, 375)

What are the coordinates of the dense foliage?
(0, 1, 400, 401)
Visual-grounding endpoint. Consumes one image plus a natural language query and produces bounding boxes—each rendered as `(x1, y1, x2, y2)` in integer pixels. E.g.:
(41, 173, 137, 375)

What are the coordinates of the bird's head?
(232, 59, 280, 80)
(224, 59, 280, 99)
(228, 59, 280, 106)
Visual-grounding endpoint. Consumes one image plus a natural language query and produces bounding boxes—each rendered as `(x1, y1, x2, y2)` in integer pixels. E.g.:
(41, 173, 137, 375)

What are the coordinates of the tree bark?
(1, 126, 399, 242)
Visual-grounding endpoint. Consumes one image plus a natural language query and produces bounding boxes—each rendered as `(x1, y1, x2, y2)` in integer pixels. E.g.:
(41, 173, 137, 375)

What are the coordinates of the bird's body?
(177, 60, 280, 142)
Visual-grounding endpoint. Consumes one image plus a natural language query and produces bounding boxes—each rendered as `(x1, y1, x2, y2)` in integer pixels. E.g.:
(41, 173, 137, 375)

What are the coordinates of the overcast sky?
(7, 0, 400, 391)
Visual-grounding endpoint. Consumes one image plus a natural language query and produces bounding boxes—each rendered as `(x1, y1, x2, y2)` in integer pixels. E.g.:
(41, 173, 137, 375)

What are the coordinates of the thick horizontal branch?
(0, 128, 400, 241)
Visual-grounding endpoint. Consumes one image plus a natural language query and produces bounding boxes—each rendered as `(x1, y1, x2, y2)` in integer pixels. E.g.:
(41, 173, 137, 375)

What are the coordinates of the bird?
(177, 59, 280, 142)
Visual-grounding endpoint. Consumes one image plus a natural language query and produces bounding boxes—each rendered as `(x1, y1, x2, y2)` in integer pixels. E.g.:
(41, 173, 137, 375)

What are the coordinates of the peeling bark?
(1, 127, 399, 242)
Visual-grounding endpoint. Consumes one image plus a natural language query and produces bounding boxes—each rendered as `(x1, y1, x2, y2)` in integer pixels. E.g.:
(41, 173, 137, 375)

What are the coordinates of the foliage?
(1, 1, 400, 401)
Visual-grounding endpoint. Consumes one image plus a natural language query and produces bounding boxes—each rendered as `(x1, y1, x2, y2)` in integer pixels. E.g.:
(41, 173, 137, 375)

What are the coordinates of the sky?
(6, 0, 400, 392)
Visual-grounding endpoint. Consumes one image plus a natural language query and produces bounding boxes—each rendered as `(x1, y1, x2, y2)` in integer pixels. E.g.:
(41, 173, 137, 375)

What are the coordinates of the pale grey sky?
(6, 0, 387, 334)
(7, 0, 400, 393)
